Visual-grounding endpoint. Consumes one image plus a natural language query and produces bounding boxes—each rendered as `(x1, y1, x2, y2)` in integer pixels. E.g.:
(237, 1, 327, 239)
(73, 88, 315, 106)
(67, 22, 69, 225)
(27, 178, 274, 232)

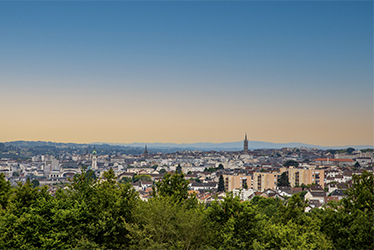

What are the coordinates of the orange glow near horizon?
(1, 90, 372, 147)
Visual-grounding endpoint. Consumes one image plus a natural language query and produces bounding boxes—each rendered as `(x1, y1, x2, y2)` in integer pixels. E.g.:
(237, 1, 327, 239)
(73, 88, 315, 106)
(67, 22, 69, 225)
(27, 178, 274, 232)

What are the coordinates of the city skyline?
(0, 1, 373, 147)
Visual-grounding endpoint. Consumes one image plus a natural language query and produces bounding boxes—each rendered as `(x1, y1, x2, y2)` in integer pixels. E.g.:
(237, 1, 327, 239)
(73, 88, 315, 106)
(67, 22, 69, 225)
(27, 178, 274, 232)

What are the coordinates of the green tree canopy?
(0, 173, 11, 209)
(218, 175, 225, 192)
(346, 147, 355, 154)
(125, 196, 207, 249)
(31, 179, 39, 188)
(120, 176, 132, 184)
(0, 166, 371, 249)
(176, 164, 182, 173)
(152, 172, 192, 205)
(133, 174, 152, 183)
(277, 172, 290, 187)
(319, 171, 374, 250)
(283, 160, 299, 167)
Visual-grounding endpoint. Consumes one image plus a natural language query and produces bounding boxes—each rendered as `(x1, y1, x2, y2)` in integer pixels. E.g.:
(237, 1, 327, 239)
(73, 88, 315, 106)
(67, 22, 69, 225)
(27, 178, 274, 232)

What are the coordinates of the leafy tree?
(159, 169, 166, 174)
(176, 164, 182, 173)
(120, 176, 132, 184)
(353, 161, 361, 168)
(9, 179, 50, 212)
(125, 196, 207, 249)
(277, 172, 290, 187)
(277, 193, 308, 225)
(299, 190, 307, 200)
(0, 173, 12, 209)
(254, 220, 333, 250)
(250, 196, 282, 220)
(283, 160, 299, 167)
(31, 179, 40, 188)
(206, 193, 262, 249)
(218, 175, 225, 192)
(205, 167, 217, 173)
(84, 168, 139, 248)
(346, 147, 355, 154)
(327, 149, 336, 154)
(5, 166, 373, 250)
(319, 171, 374, 250)
(187, 171, 192, 175)
(132, 173, 138, 182)
(0, 179, 53, 248)
(12, 171, 19, 177)
(300, 183, 308, 190)
(85, 169, 97, 180)
(361, 148, 374, 153)
(217, 164, 224, 169)
(243, 181, 248, 189)
(133, 174, 152, 183)
(0, 168, 139, 249)
(152, 172, 193, 206)
(342, 170, 373, 213)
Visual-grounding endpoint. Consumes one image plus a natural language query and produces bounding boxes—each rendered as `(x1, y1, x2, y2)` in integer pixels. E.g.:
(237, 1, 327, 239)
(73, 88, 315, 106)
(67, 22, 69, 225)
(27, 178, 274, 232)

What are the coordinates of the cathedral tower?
(144, 145, 148, 159)
(243, 133, 249, 153)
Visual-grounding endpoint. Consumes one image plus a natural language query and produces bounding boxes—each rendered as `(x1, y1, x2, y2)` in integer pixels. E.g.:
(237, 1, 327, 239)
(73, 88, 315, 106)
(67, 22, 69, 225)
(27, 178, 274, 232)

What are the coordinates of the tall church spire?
(243, 133, 249, 153)
(144, 145, 148, 159)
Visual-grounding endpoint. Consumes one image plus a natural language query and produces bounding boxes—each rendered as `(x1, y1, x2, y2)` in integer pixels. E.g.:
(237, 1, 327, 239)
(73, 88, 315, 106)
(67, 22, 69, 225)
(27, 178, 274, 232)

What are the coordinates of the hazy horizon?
(1, 1, 373, 146)
(2, 139, 373, 150)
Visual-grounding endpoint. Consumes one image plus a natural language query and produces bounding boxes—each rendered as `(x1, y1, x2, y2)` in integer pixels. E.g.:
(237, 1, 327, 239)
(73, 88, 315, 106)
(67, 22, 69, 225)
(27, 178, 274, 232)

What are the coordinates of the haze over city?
(1, 1, 372, 147)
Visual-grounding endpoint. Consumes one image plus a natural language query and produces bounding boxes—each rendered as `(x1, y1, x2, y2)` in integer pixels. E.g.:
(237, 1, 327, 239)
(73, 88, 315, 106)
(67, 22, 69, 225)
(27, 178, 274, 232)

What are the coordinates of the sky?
(0, 1, 373, 147)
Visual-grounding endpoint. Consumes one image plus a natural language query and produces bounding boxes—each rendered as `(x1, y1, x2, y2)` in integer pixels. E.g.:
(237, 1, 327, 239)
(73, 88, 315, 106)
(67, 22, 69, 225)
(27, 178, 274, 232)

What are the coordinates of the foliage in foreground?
(0, 170, 372, 249)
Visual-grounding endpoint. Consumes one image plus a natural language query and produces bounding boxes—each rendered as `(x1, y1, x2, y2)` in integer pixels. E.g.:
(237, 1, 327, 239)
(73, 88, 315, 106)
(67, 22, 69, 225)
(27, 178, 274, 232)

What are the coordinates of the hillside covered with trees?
(0, 169, 372, 249)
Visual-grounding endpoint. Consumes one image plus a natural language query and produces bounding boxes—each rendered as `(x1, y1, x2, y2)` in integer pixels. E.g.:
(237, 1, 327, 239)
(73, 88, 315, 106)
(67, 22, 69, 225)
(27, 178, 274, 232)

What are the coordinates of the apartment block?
(281, 167, 325, 188)
(223, 174, 251, 191)
(252, 172, 279, 192)
(223, 172, 279, 192)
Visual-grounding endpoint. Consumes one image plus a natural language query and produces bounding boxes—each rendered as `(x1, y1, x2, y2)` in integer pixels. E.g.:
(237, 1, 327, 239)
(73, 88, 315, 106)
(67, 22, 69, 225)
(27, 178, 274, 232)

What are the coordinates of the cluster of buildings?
(0, 135, 372, 208)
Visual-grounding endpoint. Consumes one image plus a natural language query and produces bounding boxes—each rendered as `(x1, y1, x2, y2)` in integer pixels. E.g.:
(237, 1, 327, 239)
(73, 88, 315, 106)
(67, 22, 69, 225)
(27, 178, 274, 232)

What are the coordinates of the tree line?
(0, 169, 372, 249)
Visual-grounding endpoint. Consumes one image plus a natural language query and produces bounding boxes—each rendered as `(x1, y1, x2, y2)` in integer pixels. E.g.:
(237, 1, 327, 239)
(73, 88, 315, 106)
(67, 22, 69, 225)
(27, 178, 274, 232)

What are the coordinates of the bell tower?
(144, 145, 148, 159)
(243, 133, 249, 153)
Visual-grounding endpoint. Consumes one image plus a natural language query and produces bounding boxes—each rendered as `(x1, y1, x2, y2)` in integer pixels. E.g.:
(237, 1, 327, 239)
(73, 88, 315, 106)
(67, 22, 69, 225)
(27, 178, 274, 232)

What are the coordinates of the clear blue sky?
(0, 1, 372, 146)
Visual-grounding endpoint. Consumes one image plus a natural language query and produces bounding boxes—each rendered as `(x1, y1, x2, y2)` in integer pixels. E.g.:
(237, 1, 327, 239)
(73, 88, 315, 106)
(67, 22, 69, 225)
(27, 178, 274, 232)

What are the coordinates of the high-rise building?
(243, 133, 249, 153)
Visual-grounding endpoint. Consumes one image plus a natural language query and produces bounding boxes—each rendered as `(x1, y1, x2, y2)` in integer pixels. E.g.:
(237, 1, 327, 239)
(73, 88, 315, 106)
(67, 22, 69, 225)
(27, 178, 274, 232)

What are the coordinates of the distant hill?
(3, 140, 373, 152)
(104, 141, 374, 151)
